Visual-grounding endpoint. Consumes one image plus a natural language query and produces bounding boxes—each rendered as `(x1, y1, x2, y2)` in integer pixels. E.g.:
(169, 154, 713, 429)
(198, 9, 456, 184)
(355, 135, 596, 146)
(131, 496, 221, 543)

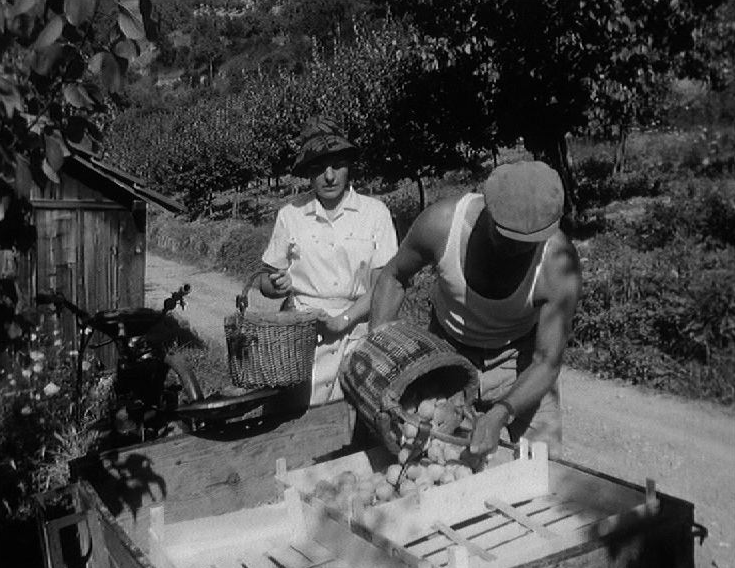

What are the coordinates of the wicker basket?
(338, 321, 479, 454)
(224, 310, 318, 389)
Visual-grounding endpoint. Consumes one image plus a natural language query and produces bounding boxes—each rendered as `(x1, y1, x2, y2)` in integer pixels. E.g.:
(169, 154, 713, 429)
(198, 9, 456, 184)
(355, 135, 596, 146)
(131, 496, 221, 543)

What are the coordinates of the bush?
(624, 179, 735, 249)
(572, 228, 735, 404)
(0, 311, 111, 525)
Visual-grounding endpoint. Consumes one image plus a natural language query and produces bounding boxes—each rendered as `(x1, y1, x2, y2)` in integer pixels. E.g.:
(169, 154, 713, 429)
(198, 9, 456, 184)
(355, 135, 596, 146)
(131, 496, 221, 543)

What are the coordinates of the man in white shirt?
(259, 116, 398, 406)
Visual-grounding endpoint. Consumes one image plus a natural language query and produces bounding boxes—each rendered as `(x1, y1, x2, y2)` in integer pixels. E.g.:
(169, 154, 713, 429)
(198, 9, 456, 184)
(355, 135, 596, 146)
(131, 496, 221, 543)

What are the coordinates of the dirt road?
(146, 252, 735, 568)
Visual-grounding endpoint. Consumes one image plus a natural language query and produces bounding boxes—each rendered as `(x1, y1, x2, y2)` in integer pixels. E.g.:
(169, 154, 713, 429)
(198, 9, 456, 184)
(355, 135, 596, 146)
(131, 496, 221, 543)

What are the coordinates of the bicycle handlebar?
(36, 283, 192, 330)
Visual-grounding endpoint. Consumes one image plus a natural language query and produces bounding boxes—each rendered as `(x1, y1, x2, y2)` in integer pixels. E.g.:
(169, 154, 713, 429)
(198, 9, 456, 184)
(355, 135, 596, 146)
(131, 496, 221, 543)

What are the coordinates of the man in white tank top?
(371, 161, 581, 459)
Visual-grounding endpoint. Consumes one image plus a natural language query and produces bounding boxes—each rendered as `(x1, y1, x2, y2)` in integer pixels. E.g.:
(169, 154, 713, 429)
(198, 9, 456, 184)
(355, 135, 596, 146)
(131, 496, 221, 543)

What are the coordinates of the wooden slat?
(408, 496, 558, 563)
(290, 539, 335, 567)
(484, 496, 558, 539)
(432, 521, 496, 564)
(238, 551, 277, 568)
(268, 544, 314, 568)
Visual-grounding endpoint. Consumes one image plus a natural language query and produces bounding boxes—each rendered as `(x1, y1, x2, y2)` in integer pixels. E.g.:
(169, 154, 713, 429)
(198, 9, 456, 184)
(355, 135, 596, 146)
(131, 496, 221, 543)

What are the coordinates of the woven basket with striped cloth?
(338, 321, 479, 454)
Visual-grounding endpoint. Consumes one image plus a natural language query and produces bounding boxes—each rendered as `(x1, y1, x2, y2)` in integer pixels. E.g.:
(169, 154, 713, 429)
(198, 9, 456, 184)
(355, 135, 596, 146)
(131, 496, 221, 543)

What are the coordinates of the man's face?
(308, 153, 350, 203)
(486, 215, 539, 258)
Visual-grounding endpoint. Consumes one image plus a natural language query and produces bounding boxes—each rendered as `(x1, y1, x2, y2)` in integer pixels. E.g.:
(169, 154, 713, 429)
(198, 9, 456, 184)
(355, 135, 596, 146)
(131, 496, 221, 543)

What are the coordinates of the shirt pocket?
(343, 234, 376, 267)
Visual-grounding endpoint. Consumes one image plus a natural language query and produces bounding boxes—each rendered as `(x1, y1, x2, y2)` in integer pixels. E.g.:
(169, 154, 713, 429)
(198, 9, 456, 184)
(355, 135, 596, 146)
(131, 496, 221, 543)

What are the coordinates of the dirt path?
(146, 252, 735, 568)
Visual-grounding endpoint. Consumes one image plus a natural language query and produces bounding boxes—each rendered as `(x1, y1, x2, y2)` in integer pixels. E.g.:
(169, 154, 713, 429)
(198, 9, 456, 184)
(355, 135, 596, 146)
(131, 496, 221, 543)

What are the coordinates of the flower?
(32, 363, 43, 374)
(30, 333, 37, 341)
(29, 350, 45, 361)
(21, 368, 32, 379)
(43, 382, 61, 397)
(53, 339, 62, 346)
(20, 405, 31, 415)
(81, 360, 91, 372)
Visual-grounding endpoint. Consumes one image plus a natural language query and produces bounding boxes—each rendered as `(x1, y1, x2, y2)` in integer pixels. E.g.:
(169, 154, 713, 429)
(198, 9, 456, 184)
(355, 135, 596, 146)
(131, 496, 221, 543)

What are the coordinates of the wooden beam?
(432, 521, 496, 564)
(484, 496, 559, 540)
(32, 198, 127, 211)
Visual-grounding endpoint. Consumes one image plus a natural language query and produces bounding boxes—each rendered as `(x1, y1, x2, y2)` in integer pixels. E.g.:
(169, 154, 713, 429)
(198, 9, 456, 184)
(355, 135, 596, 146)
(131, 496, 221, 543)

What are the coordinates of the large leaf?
(0, 77, 23, 117)
(65, 115, 89, 142)
(63, 83, 94, 108)
(118, 0, 146, 40)
(34, 14, 65, 49)
(42, 158, 60, 183)
(30, 44, 65, 76)
(113, 38, 140, 60)
(89, 51, 123, 93)
(64, 0, 95, 26)
(45, 134, 65, 171)
(12, 0, 38, 17)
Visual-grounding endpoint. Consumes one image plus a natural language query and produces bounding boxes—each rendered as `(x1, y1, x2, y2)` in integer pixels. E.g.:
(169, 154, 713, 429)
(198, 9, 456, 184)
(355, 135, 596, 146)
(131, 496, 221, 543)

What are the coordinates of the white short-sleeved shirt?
(262, 187, 398, 313)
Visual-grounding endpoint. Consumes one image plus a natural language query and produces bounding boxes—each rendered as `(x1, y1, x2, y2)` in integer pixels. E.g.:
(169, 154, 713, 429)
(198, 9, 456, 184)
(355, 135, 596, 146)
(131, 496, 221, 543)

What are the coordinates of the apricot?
(398, 479, 418, 497)
(385, 464, 402, 485)
(375, 481, 394, 502)
(427, 463, 445, 482)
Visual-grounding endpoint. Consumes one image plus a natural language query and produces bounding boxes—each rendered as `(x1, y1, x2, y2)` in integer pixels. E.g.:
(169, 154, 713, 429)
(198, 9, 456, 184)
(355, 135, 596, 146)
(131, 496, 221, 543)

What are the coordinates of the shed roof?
(64, 145, 186, 215)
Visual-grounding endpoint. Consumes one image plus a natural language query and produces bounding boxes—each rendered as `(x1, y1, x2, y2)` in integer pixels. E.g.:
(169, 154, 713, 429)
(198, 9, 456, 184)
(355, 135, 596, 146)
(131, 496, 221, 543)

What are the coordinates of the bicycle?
(36, 285, 205, 444)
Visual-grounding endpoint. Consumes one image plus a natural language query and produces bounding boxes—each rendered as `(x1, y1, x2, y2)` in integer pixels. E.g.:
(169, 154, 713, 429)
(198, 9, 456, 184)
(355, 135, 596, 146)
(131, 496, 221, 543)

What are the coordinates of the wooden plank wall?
(20, 173, 146, 368)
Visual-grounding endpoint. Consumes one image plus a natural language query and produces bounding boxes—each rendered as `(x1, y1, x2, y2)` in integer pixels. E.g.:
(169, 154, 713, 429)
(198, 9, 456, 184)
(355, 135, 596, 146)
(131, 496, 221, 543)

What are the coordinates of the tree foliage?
(389, 0, 728, 205)
(0, 0, 154, 344)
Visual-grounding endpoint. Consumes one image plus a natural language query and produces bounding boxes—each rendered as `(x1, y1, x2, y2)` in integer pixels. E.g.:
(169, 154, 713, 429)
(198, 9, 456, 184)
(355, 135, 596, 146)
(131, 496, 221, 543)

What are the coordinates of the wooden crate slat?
(406, 496, 557, 560)
(290, 539, 336, 566)
(238, 551, 278, 568)
(432, 522, 497, 564)
(484, 496, 558, 539)
(267, 544, 314, 568)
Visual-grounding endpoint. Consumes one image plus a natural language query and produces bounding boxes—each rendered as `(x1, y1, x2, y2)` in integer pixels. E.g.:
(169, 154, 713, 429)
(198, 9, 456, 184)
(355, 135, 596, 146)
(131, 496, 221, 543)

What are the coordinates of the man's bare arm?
(470, 237, 581, 454)
(370, 201, 453, 329)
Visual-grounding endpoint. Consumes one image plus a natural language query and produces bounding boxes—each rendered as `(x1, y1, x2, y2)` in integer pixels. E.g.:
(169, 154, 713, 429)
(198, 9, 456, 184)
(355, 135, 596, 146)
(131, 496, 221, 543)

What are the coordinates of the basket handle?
(392, 406, 472, 447)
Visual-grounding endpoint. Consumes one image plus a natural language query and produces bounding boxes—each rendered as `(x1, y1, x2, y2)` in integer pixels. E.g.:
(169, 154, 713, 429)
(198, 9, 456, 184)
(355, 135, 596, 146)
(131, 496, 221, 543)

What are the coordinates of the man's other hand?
(469, 406, 509, 455)
(316, 310, 350, 336)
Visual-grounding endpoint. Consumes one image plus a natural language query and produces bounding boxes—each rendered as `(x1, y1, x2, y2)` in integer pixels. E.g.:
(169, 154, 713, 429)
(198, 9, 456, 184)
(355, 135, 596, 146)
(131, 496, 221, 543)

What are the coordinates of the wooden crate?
(275, 439, 685, 568)
(50, 401, 695, 568)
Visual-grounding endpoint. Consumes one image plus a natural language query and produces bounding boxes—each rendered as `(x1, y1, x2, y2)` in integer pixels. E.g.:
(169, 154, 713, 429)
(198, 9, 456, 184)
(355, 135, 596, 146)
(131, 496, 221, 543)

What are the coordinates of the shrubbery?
(569, 180, 735, 404)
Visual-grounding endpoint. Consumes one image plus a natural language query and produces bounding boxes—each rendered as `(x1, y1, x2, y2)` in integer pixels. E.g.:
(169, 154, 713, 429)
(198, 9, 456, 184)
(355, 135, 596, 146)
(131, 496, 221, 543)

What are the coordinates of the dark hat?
(482, 161, 564, 242)
(292, 116, 358, 178)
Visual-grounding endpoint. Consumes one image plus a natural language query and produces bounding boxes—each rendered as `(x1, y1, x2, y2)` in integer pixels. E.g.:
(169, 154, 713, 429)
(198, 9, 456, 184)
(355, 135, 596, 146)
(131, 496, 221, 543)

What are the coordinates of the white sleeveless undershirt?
(431, 193, 549, 349)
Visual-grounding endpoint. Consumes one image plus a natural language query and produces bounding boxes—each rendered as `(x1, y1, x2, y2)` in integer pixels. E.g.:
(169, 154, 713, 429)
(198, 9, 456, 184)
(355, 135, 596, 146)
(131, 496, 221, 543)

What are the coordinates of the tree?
(389, 0, 727, 213)
(0, 0, 155, 345)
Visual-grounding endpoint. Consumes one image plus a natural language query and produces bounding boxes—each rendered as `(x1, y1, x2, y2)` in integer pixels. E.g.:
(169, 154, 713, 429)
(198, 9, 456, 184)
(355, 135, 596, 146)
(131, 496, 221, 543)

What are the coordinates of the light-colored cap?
(482, 161, 564, 242)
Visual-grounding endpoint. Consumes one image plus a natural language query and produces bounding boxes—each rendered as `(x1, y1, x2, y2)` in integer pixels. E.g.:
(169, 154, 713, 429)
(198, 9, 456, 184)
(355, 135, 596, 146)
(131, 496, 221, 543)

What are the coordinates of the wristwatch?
(494, 399, 516, 425)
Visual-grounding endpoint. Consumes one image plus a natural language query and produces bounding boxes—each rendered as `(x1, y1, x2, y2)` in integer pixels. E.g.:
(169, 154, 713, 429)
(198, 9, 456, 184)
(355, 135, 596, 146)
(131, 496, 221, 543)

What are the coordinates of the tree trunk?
(613, 127, 628, 176)
(415, 175, 426, 212)
(541, 135, 577, 224)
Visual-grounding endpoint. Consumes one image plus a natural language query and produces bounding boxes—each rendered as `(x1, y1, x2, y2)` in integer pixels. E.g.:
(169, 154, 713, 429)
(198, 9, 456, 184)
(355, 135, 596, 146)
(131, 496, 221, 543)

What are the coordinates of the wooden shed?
(17, 148, 185, 349)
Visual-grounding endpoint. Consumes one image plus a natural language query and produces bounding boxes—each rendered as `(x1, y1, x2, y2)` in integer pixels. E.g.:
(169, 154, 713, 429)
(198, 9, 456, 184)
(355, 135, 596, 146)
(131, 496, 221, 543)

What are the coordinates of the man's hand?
(268, 269, 292, 295)
(316, 310, 351, 336)
(469, 405, 510, 455)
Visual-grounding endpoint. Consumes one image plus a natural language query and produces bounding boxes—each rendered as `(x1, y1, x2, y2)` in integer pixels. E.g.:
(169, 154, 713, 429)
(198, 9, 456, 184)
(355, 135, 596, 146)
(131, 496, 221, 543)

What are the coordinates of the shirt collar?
(304, 185, 361, 218)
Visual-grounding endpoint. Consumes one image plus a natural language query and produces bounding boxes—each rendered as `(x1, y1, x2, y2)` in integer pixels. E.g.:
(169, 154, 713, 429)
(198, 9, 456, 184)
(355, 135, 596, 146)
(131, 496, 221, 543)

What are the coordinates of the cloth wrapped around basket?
(224, 310, 318, 390)
(338, 320, 479, 454)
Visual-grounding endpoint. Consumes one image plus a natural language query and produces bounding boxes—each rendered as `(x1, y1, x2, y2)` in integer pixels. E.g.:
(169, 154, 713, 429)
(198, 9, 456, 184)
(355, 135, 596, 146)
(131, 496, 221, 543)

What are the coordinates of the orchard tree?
(0, 0, 154, 344)
(300, 20, 492, 210)
(390, 0, 727, 212)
